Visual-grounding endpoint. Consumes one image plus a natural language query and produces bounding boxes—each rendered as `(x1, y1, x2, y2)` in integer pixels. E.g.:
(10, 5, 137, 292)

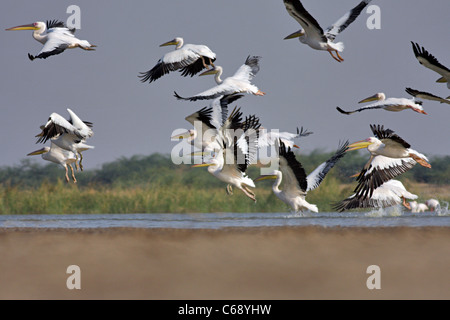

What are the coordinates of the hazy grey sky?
(1, 0, 449, 170)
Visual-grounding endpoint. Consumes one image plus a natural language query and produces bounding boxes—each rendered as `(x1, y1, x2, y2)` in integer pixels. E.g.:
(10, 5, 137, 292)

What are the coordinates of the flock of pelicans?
(6, 0, 448, 213)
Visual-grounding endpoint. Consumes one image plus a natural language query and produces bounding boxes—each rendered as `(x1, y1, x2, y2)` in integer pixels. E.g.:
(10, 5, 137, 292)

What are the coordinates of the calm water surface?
(1, 205, 449, 229)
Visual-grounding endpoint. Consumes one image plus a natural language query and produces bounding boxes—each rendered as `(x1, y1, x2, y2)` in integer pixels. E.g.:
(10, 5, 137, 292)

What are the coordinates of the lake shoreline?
(1, 226, 449, 299)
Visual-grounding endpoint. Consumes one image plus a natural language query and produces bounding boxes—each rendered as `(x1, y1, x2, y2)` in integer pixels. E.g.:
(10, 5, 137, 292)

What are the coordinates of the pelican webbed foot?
(327, 49, 343, 62)
(226, 184, 233, 195)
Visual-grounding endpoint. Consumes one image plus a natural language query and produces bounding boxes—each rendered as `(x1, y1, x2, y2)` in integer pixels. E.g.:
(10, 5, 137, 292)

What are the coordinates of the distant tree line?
(1, 151, 449, 189)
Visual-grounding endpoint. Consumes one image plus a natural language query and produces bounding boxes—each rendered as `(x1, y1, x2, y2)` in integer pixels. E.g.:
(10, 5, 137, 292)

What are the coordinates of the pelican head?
(27, 147, 50, 156)
(160, 37, 183, 48)
(171, 129, 195, 140)
(359, 92, 386, 103)
(283, 29, 305, 40)
(6, 22, 43, 31)
(347, 137, 379, 152)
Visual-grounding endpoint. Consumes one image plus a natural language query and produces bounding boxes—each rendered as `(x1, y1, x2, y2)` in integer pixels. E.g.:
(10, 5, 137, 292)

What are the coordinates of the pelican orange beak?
(358, 93, 380, 104)
(199, 68, 218, 76)
(160, 39, 178, 47)
(347, 139, 372, 152)
(191, 163, 215, 168)
(283, 30, 304, 40)
(27, 148, 46, 156)
(6, 23, 39, 31)
(171, 130, 193, 140)
(254, 175, 277, 182)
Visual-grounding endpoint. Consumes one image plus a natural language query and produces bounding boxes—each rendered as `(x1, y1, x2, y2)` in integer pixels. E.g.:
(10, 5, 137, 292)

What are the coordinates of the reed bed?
(1, 176, 447, 215)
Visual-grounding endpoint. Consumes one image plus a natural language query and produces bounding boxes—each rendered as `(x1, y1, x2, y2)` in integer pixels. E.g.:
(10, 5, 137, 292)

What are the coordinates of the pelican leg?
(200, 56, 208, 69)
(254, 90, 266, 96)
(64, 165, 70, 183)
(409, 153, 432, 168)
(78, 152, 84, 171)
(209, 58, 215, 68)
(327, 49, 342, 63)
(241, 186, 256, 202)
(69, 164, 77, 183)
(75, 154, 80, 171)
(402, 197, 411, 210)
(226, 184, 234, 195)
(335, 51, 344, 62)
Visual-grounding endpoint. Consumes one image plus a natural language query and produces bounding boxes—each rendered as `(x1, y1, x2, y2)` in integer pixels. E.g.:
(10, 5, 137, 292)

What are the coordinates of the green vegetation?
(0, 151, 449, 214)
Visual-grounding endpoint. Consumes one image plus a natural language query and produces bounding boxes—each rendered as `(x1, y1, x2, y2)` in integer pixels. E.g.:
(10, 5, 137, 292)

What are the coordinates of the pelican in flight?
(405, 87, 450, 105)
(174, 55, 265, 101)
(337, 92, 427, 115)
(139, 37, 216, 83)
(257, 127, 313, 150)
(192, 107, 261, 201)
(27, 141, 78, 183)
(411, 42, 450, 89)
(35, 108, 94, 170)
(255, 139, 348, 213)
(171, 94, 244, 152)
(334, 179, 418, 212)
(6, 20, 96, 61)
(346, 124, 431, 199)
(283, 0, 372, 62)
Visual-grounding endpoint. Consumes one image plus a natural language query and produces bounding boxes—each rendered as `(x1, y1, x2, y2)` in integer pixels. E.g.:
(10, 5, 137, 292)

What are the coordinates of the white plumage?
(334, 179, 418, 212)
(139, 37, 216, 83)
(35, 108, 94, 171)
(174, 56, 265, 101)
(411, 42, 450, 89)
(283, 0, 372, 62)
(27, 141, 78, 183)
(256, 139, 348, 213)
(347, 124, 431, 199)
(337, 92, 428, 115)
(6, 20, 96, 60)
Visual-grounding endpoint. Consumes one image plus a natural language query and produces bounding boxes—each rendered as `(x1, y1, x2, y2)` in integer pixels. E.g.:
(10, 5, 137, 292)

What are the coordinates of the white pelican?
(337, 92, 427, 115)
(283, 0, 372, 62)
(171, 94, 244, 151)
(255, 139, 349, 213)
(27, 141, 78, 183)
(347, 124, 431, 199)
(35, 108, 94, 170)
(139, 37, 216, 83)
(411, 42, 450, 89)
(409, 201, 428, 213)
(174, 55, 265, 101)
(257, 127, 313, 150)
(425, 199, 440, 212)
(192, 107, 261, 201)
(405, 87, 450, 105)
(334, 179, 418, 212)
(6, 20, 96, 61)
